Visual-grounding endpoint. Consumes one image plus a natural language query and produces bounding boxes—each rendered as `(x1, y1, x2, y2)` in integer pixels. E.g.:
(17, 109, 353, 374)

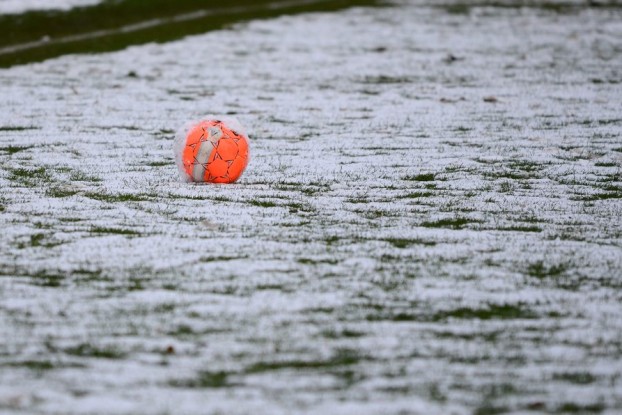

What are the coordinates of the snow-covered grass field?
(1, 1, 622, 414)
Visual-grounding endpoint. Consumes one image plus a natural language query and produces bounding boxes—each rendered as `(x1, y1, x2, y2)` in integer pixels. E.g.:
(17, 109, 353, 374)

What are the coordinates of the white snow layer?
(1, 1, 622, 414)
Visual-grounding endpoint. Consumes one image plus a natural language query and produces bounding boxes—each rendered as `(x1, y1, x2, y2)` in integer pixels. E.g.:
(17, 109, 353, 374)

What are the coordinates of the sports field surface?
(1, 1, 621, 414)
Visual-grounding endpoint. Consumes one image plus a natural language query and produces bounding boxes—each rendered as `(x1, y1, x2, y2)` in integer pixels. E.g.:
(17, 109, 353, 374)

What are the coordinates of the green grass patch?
(0, 126, 39, 131)
(170, 371, 232, 388)
(596, 173, 621, 183)
(399, 191, 434, 199)
(361, 75, 413, 84)
(346, 197, 369, 204)
(598, 118, 622, 126)
(287, 202, 315, 213)
(59, 217, 82, 222)
(127, 277, 146, 291)
(581, 191, 622, 201)
(199, 255, 245, 262)
(46, 187, 79, 198)
(64, 343, 126, 359)
(300, 186, 322, 196)
(556, 403, 605, 413)
(499, 225, 542, 233)
(473, 405, 508, 415)
(69, 171, 102, 182)
(4, 360, 86, 371)
(8, 166, 50, 185)
(168, 324, 196, 336)
(421, 217, 477, 229)
(527, 261, 567, 278)
(383, 238, 436, 248)
(360, 209, 392, 219)
(74, 269, 108, 284)
(321, 329, 365, 339)
(324, 235, 340, 246)
(387, 304, 538, 322)
(297, 258, 339, 265)
(434, 304, 537, 320)
(255, 284, 286, 291)
(0, 145, 34, 154)
(6, 360, 55, 371)
(170, 193, 209, 201)
(30, 233, 45, 247)
(499, 181, 514, 193)
(486, 170, 533, 180)
(384, 312, 420, 322)
(443, 4, 470, 14)
(90, 226, 140, 236)
(402, 173, 435, 182)
(249, 199, 277, 208)
(145, 160, 170, 167)
(507, 159, 544, 172)
(246, 348, 361, 373)
(30, 271, 65, 287)
(84, 192, 150, 202)
(553, 372, 596, 385)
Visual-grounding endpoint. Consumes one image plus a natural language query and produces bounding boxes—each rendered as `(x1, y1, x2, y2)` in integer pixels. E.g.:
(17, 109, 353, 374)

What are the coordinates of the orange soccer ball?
(175, 118, 249, 183)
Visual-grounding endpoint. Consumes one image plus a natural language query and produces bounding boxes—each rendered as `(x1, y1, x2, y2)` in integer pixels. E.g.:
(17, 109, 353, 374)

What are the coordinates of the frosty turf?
(0, 0, 621, 414)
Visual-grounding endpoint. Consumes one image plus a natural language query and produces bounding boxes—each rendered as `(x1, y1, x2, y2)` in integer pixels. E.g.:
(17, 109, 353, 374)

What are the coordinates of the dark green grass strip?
(246, 349, 361, 373)
(373, 304, 541, 322)
(0, 0, 381, 67)
(3, 360, 86, 371)
(581, 192, 622, 201)
(170, 349, 362, 389)
(249, 199, 277, 208)
(0, 145, 34, 154)
(0, 126, 39, 131)
(384, 238, 436, 248)
(84, 192, 150, 202)
(432, 304, 538, 320)
(421, 217, 479, 229)
(527, 261, 567, 278)
(553, 372, 596, 385)
(170, 371, 231, 388)
(498, 225, 542, 233)
(46, 187, 79, 198)
(90, 226, 140, 235)
(64, 343, 126, 359)
(556, 403, 605, 413)
(9, 167, 48, 180)
(402, 173, 436, 181)
(30, 272, 65, 288)
(399, 191, 435, 199)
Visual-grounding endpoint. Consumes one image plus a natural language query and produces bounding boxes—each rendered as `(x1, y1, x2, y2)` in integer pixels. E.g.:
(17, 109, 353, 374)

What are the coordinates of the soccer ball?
(174, 117, 250, 183)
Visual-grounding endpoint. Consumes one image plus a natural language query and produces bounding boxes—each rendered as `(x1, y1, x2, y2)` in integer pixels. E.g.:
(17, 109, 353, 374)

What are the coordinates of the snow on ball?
(174, 117, 250, 183)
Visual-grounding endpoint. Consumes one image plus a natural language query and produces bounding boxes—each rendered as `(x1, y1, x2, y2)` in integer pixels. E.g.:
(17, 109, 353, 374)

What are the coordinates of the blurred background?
(0, 0, 379, 67)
